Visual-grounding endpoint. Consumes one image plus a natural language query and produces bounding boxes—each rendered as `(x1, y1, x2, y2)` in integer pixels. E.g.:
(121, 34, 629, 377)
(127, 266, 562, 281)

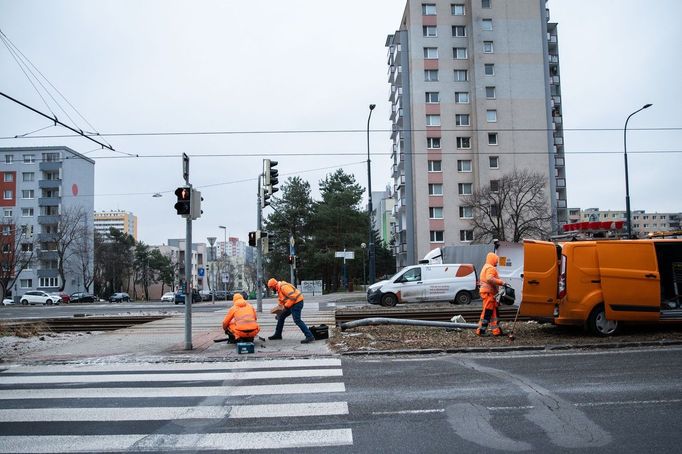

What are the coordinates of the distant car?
(227, 290, 249, 301)
(110, 292, 131, 303)
(213, 290, 227, 300)
(174, 291, 201, 304)
(2, 298, 15, 306)
(199, 290, 213, 301)
(70, 292, 96, 303)
(20, 291, 60, 305)
(161, 292, 175, 302)
(50, 292, 71, 304)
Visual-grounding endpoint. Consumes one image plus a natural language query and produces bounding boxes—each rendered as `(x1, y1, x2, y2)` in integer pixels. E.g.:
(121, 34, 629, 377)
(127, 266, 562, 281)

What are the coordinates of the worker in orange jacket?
(477, 252, 506, 336)
(267, 278, 315, 344)
(222, 293, 260, 343)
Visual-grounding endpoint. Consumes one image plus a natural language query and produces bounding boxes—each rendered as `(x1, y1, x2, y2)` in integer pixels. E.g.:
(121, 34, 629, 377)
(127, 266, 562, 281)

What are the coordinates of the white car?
(161, 292, 175, 302)
(20, 291, 61, 305)
(2, 298, 15, 305)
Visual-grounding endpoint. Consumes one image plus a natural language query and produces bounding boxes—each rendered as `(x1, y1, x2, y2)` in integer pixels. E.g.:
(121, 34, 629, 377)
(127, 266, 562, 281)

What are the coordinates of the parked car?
(199, 290, 214, 301)
(50, 292, 71, 304)
(20, 291, 60, 305)
(109, 292, 131, 303)
(161, 292, 175, 303)
(2, 298, 15, 305)
(70, 292, 96, 303)
(174, 290, 201, 304)
(227, 290, 249, 301)
(213, 290, 227, 300)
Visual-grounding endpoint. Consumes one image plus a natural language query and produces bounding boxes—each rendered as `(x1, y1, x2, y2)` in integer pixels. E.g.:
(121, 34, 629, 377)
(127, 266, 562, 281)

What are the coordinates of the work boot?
(475, 329, 484, 337)
(300, 337, 315, 344)
(268, 335, 282, 340)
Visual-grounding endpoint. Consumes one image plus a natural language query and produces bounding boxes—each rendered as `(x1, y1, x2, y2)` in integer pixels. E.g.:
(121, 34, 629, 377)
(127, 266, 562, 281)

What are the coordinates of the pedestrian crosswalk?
(0, 358, 353, 452)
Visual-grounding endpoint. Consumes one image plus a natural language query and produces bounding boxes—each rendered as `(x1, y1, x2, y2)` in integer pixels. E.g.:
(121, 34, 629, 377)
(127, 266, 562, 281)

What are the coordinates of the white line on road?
(372, 409, 445, 415)
(229, 401, 348, 418)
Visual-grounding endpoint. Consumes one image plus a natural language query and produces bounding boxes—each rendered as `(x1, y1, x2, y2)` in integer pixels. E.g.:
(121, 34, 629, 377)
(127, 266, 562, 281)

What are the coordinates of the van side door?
(596, 241, 659, 321)
(396, 267, 424, 302)
(519, 240, 559, 318)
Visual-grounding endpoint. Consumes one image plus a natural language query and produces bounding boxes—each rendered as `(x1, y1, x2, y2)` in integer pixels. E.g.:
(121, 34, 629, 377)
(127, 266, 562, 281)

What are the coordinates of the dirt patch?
(328, 321, 682, 353)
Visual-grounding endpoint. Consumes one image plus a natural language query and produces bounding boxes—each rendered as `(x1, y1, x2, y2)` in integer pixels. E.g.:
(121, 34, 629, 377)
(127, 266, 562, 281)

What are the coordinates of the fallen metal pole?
(340, 317, 479, 331)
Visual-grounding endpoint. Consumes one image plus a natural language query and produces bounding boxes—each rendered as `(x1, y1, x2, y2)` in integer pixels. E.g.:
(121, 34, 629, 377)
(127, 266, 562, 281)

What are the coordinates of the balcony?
(39, 161, 61, 171)
(549, 55, 559, 64)
(552, 95, 561, 106)
(556, 178, 566, 188)
(553, 116, 562, 125)
(555, 157, 565, 167)
(38, 215, 60, 224)
(554, 136, 564, 146)
(39, 179, 61, 189)
(38, 250, 58, 260)
(37, 233, 58, 242)
(37, 268, 59, 278)
(39, 196, 61, 206)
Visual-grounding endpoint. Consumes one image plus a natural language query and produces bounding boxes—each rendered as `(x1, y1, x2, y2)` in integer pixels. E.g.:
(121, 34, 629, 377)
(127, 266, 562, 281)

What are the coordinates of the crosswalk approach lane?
(0, 358, 353, 452)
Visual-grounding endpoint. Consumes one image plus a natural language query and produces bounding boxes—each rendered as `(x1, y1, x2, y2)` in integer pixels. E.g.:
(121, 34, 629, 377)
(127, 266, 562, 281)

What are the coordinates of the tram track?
(2, 315, 167, 333)
(334, 305, 534, 325)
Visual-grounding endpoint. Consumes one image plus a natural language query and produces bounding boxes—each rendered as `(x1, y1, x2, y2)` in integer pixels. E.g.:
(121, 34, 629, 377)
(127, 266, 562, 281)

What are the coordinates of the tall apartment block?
(1, 146, 94, 295)
(94, 210, 138, 240)
(386, 0, 567, 267)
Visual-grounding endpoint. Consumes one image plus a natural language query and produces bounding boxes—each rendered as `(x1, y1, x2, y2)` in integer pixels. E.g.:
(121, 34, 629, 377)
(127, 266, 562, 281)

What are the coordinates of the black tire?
(21, 299, 28, 305)
(46, 300, 53, 305)
(453, 291, 472, 305)
(587, 304, 619, 336)
(380, 293, 398, 307)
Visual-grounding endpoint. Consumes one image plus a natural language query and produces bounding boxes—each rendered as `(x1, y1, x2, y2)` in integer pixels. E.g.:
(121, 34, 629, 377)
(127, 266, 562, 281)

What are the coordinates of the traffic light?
(288, 255, 294, 265)
(260, 185, 270, 209)
(190, 189, 203, 220)
(264, 159, 279, 195)
(248, 231, 256, 247)
(174, 187, 191, 216)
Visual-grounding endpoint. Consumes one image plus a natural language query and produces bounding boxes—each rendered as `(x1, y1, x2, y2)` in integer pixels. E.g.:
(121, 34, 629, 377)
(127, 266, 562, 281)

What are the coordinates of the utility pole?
(256, 174, 263, 313)
(181, 153, 192, 350)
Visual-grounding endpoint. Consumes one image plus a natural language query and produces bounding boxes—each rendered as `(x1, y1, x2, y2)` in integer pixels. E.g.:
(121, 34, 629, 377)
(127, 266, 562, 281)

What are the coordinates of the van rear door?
(519, 240, 559, 318)
(596, 241, 659, 321)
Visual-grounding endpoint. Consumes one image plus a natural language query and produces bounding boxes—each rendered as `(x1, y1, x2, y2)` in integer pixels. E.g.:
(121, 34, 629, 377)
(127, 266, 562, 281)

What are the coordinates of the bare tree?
(0, 220, 35, 300)
(53, 207, 88, 291)
(461, 169, 552, 243)
(70, 219, 94, 292)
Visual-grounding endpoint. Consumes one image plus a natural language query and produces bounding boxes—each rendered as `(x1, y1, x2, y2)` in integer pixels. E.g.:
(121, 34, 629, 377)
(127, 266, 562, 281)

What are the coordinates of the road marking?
(372, 409, 445, 415)
(0, 429, 354, 453)
(229, 401, 348, 418)
(0, 382, 346, 400)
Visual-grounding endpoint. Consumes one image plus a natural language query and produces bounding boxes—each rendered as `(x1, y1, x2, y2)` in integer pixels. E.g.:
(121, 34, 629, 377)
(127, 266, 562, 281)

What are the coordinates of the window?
(3, 173, 13, 182)
(457, 160, 472, 172)
(425, 69, 439, 81)
(488, 133, 498, 145)
(422, 3, 437, 15)
(424, 47, 439, 59)
(486, 86, 496, 99)
(400, 267, 422, 282)
(483, 41, 494, 53)
(425, 92, 440, 103)
(22, 172, 34, 182)
(490, 180, 500, 192)
(426, 115, 441, 126)
(454, 70, 468, 81)
(458, 183, 473, 195)
(456, 114, 470, 126)
(456, 137, 471, 149)
(460, 230, 474, 242)
(428, 184, 443, 195)
(451, 4, 465, 15)
(1, 225, 9, 235)
(453, 47, 467, 59)
(452, 25, 466, 37)
(428, 160, 442, 172)
(423, 26, 438, 37)
(489, 156, 499, 169)
(21, 243, 33, 252)
(20, 279, 33, 288)
(39, 277, 60, 288)
(21, 189, 35, 199)
(482, 0, 491, 8)
(430, 230, 445, 243)
(2, 209, 12, 217)
(429, 207, 444, 219)
(4, 155, 13, 164)
(23, 154, 35, 163)
(42, 152, 60, 162)
(427, 137, 441, 149)
(459, 206, 473, 218)
(21, 208, 34, 217)
(482, 19, 493, 31)
(455, 92, 469, 103)
(484, 64, 495, 76)
(3, 190, 12, 200)
(486, 110, 497, 122)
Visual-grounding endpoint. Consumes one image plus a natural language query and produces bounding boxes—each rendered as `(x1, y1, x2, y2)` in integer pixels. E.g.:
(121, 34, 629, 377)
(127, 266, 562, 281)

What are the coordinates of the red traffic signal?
(174, 187, 191, 216)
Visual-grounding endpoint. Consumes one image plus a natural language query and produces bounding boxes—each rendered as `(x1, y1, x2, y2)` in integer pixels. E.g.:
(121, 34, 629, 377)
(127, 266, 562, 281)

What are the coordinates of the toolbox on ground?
(310, 324, 329, 340)
(236, 342, 255, 354)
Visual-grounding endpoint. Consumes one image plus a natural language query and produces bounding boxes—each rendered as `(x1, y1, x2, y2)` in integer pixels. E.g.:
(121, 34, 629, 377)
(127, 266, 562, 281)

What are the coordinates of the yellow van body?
(519, 239, 682, 335)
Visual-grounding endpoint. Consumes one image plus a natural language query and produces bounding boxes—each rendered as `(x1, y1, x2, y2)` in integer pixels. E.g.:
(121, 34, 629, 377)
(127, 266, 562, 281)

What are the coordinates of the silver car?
(20, 291, 61, 305)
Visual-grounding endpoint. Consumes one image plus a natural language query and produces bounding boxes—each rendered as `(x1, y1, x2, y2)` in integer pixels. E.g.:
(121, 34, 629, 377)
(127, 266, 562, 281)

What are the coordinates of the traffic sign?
(198, 267, 205, 277)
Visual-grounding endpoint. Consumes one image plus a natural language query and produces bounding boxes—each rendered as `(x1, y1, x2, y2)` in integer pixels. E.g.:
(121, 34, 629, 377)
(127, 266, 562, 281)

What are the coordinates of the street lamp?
(361, 242, 367, 287)
(218, 225, 227, 296)
(366, 103, 376, 285)
(624, 103, 652, 238)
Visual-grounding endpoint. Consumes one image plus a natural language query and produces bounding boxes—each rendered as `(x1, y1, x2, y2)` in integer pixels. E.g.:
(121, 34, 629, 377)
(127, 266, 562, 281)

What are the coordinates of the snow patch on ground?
(0, 331, 102, 362)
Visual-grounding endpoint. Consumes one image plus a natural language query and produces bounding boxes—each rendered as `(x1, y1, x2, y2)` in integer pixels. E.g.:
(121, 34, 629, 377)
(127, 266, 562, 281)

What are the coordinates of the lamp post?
(366, 103, 376, 284)
(207, 237, 216, 303)
(218, 225, 227, 296)
(361, 242, 367, 288)
(624, 103, 652, 239)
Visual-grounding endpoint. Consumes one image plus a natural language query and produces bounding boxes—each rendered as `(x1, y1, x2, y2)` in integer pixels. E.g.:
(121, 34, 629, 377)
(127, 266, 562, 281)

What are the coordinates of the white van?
(367, 264, 478, 306)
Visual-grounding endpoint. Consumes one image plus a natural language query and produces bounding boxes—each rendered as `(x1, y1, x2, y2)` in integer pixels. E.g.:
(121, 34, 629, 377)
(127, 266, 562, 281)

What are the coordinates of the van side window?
(401, 268, 422, 282)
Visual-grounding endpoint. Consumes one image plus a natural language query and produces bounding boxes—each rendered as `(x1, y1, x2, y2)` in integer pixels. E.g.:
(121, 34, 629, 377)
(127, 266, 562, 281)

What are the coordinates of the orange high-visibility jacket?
(276, 281, 304, 309)
(479, 252, 504, 295)
(222, 298, 259, 337)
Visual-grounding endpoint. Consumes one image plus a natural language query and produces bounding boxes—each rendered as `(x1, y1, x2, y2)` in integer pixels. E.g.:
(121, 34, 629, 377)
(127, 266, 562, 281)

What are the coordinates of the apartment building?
(386, 0, 567, 267)
(1, 146, 94, 295)
(577, 207, 681, 238)
(94, 210, 138, 240)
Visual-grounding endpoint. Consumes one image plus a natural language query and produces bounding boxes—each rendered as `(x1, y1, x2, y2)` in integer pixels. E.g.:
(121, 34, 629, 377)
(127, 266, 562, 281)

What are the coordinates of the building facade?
(574, 207, 681, 238)
(94, 210, 138, 240)
(1, 146, 94, 296)
(386, 0, 567, 267)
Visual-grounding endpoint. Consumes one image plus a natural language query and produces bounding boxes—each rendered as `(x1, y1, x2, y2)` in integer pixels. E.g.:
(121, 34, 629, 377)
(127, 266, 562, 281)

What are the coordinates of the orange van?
(518, 239, 682, 335)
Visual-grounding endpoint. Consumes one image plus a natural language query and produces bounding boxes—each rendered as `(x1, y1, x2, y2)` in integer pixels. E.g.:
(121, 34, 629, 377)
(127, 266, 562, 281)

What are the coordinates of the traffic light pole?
(256, 174, 263, 313)
(182, 153, 192, 350)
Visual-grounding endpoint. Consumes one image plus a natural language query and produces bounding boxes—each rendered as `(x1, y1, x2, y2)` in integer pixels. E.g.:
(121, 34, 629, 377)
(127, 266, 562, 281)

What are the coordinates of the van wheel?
(380, 293, 398, 307)
(588, 304, 618, 336)
(453, 291, 472, 305)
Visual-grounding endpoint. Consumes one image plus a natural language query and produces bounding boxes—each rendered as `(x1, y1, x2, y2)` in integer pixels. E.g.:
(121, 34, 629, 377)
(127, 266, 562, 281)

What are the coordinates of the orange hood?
(485, 252, 499, 266)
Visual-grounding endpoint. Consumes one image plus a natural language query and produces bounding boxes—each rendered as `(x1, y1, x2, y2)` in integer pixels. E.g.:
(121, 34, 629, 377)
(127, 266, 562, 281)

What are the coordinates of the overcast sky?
(1, 0, 680, 246)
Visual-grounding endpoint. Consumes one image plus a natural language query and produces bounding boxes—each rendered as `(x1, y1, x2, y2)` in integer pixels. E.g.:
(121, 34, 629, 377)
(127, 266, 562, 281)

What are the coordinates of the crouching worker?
(222, 293, 260, 343)
(477, 252, 505, 337)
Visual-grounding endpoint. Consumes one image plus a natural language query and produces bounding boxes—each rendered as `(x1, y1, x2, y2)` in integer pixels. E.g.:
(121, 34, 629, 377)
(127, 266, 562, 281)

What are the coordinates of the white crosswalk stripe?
(0, 358, 353, 452)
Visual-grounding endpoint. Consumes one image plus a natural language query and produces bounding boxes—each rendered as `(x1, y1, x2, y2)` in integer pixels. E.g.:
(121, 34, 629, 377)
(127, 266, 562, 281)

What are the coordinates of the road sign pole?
(182, 153, 193, 350)
(256, 174, 263, 313)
